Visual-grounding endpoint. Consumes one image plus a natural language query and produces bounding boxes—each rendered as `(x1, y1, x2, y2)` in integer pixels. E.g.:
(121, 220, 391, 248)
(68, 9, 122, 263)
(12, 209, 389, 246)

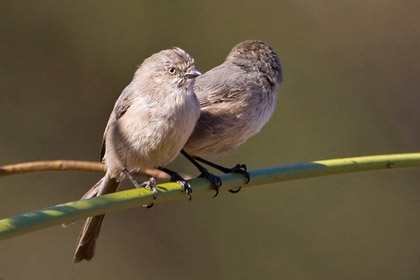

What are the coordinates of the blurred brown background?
(1, 1, 420, 279)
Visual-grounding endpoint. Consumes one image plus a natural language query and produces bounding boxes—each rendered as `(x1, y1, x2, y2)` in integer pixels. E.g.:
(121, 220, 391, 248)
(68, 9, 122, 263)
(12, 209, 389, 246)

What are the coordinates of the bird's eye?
(168, 67, 176, 75)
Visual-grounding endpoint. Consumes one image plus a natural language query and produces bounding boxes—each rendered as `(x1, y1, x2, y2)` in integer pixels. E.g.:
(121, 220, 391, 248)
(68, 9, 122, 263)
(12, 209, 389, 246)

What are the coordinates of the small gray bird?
(182, 40, 282, 193)
(73, 47, 201, 263)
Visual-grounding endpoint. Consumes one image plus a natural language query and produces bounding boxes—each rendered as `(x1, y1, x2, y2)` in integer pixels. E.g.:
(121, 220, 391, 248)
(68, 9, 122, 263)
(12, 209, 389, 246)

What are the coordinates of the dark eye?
(168, 67, 176, 75)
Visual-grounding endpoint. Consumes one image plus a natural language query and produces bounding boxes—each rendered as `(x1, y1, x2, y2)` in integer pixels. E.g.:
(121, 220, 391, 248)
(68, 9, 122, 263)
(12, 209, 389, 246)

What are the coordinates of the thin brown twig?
(0, 160, 190, 180)
(0, 160, 105, 176)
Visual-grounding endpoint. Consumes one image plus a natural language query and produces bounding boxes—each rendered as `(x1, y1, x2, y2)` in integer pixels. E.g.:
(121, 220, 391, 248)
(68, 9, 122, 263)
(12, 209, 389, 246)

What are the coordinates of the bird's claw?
(228, 164, 249, 194)
(139, 177, 157, 208)
(231, 164, 250, 183)
(138, 177, 158, 199)
(229, 187, 242, 193)
(199, 170, 222, 197)
(178, 180, 192, 201)
(165, 170, 193, 200)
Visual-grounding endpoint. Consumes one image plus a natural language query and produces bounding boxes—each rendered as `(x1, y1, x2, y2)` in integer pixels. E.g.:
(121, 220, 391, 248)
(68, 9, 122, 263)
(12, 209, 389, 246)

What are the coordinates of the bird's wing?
(100, 84, 137, 160)
(195, 63, 247, 108)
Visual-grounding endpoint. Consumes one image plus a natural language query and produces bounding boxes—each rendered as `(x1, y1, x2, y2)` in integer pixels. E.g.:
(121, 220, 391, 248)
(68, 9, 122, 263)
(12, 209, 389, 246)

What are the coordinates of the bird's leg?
(194, 157, 250, 182)
(123, 168, 157, 208)
(181, 150, 222, 197)
(193, 157, 250, 193)
(158, 167, 192, 200)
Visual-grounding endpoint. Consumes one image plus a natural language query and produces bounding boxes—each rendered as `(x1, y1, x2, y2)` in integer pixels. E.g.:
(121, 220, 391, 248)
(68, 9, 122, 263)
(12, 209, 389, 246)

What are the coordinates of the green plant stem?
(1, 153, 419, 240)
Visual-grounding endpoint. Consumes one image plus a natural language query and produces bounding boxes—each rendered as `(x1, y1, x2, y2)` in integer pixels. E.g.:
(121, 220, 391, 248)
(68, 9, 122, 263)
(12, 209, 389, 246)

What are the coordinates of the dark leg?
(181, 150, 222, 197)
(123, 168, 157, 208)
(195, 157, 250, 183)
(158, 167, 192, 200)
(193, 157, 250, 193)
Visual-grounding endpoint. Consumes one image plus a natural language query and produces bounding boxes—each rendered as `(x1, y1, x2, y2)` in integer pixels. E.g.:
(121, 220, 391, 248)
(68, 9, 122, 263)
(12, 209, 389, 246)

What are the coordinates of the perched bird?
(73, 47, 201, 263)
(182, 40, 283, 194)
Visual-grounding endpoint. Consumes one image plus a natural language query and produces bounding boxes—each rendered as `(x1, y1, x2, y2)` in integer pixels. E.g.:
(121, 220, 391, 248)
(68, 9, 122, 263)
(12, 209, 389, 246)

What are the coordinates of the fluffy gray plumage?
(184, 40, 282, 157)
(74, 47, 201, 263)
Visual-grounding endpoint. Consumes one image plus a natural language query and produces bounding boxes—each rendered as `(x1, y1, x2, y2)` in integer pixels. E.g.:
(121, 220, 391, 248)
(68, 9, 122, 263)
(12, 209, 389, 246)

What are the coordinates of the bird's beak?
(184, 69, 201, 79)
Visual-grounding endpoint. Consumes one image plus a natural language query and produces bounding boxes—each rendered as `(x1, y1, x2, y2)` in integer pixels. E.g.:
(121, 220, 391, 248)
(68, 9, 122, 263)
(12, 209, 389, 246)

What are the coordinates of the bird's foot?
(227, 164, 250, 193)
(141, 177, 158, 198)
(158, 167, 193, 200)
(177, 180, 192, 201)
(169, 173, 192, 201)
(123, 168, 157, 208)
(199, 169, 222, 197)
(139, 177, 157, 208)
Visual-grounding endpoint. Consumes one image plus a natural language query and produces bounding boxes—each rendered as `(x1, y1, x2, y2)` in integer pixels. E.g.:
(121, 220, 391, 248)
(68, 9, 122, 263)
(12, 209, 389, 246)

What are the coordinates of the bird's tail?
(73, 174, 120, 263)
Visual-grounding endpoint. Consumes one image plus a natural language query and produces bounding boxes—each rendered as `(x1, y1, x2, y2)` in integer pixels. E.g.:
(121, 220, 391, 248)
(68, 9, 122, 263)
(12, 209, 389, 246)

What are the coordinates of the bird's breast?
(115, 93, 200, 169)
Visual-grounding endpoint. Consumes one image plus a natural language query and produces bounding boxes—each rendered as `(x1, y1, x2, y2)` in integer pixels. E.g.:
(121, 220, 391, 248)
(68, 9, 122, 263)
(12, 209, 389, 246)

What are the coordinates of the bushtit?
(182, 40, 282, 194)
(73, 47, 201, 263)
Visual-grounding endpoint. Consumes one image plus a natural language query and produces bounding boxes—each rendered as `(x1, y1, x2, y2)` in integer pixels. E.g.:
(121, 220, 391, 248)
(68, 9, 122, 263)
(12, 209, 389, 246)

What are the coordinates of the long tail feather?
(73, 174, 120, 263)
